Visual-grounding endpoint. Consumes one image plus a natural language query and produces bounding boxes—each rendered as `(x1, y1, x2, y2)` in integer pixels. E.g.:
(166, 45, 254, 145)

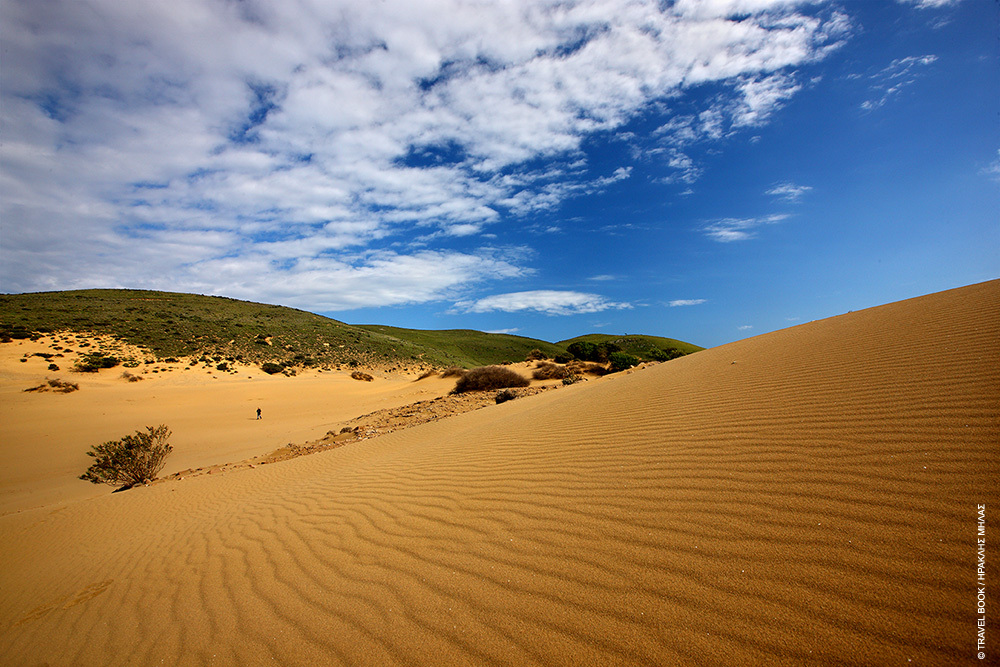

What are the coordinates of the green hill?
(558, 333, 703, 360)
(0, 290, 438, 370)
(356, 325, 566, 368)
(0, 289, 703, 372)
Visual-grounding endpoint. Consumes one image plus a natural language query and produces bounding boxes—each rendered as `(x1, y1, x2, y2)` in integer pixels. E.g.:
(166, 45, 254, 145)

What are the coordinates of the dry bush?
(532, 362, 569, 380)
(452, 365, 530, 393)
(416, 369, 439, 380)
(562, 374, 583, 385)
(351, 371, 374, 382)
(526, 348, 548, 361)
(121, 371, 143, 382)
(567, 361, 609, 376)
(440, 366, 467, 378)
(495, 389, 518, 404)
(24, 378, 80, 393)
(80, 425, 173, 489)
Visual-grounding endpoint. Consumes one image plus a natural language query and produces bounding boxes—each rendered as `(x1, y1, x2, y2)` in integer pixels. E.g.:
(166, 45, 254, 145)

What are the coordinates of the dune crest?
(1, 280, 997, 665)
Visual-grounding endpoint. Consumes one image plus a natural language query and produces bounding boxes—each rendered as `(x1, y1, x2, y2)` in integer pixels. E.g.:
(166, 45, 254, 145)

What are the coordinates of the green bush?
(74, 353, 120, 372)
(453, 365, 530, 393)
(79, 425, 173, 489)
(608, 352, 640, 372)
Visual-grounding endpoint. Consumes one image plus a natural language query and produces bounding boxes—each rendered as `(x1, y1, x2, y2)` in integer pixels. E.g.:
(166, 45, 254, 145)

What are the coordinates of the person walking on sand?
(256, 407, 262, 420)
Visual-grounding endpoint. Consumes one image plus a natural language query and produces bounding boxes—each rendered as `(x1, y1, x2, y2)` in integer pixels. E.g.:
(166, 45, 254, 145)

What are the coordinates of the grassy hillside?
(0, 289, 703, 371)
(356, 325, 567, 368)
(0, 290, 441, 370)
(558, 333, 703, 360)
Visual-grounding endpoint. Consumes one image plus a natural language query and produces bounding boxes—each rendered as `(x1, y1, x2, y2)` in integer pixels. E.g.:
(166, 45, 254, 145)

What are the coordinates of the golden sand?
(1, 280, 997, 665)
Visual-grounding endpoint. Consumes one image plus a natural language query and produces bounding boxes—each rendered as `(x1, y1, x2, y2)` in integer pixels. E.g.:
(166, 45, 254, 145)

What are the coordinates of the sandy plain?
(0, 279, 997, 665)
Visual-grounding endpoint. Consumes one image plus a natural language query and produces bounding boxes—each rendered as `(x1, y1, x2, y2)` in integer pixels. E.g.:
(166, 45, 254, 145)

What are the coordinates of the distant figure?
(256, 408, 262, 420)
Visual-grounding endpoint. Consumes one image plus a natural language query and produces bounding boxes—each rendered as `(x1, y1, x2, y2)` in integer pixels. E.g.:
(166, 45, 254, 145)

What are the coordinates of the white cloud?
(981, 150, 1000, 183)
(455, 290, 632, 316)
(703, 214, 790, 242)
(1, 0, 848, 307)
(737, 325, 754, 331)
(861, 55, 938, 112)
(766, 181, 813, 202)
(669, 299, 707, 307)
(896, 0, 962, 8)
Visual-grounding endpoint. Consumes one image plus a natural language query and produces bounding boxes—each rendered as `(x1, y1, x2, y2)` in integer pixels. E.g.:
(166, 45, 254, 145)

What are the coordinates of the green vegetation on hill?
(0, 290, 440, 370)
(557, 334, 703, 361)
(356, 325, 566, 368)
(0, 289, 703, 371)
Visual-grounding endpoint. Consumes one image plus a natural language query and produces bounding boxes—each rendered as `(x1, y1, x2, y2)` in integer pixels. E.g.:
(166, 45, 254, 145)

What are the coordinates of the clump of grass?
(351, 371, 374, 382)
(121, 371, 143, 383)
(452, 365, 529, 393)
(532, 362, 569, 380)
(562, 374, 583, 385)
(416, 369, 439, 380)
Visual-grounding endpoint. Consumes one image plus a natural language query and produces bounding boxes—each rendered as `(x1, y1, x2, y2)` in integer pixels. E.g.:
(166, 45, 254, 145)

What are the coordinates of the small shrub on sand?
(121, 371, 143, 382)
(24, 378, 80, 393)
(532, 362, 569, 380)
(73, 353, 120, 373)
(416, 369, 439, 380)
(495, 389, 518, 404)
(453, 365, 529, 393)
(567, 361, 608, 376)
(261, 362, 284, 375)
(526, 348, 548, 361)
(351, 371, 374, 382)
(80, 424, 173, 489)
(562, 374, 582, 385)
(440, 366, 467, 378)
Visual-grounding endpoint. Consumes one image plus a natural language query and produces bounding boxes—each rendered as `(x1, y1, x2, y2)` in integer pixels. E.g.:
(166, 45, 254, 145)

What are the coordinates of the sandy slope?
(0, 345, 462, 514)
(1, 280, 997, 665)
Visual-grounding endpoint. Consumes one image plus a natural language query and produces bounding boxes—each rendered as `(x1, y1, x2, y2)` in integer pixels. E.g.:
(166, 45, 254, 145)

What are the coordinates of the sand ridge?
(0, 280, 997, 665)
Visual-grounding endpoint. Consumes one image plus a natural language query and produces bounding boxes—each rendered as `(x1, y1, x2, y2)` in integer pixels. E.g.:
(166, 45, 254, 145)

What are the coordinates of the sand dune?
(1, 280, 997, 665)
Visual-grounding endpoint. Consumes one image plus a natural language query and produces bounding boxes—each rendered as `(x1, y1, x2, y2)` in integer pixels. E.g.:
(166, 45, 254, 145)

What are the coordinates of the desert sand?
(0, 280, 997, 665)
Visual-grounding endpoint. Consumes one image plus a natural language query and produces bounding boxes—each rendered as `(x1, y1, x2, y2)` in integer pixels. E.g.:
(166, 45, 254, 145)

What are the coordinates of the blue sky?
(1, 0, 996, 348)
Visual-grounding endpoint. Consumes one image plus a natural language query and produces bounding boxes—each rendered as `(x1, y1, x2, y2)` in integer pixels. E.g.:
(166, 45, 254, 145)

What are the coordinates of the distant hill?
(356, 325, 567, 368)
(558, 333, 704, 359)
(0, 289, 702, 371)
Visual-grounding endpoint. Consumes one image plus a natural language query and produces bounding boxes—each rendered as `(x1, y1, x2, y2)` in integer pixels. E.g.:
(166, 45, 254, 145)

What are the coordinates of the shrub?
(532, 362, 569, 380)
(608, 352, 640, 372)
(553, 353, 574, 364)
(650, 347, 685, 362)
(48, 363, 60, 371)
(562, 374, 583, 385)
(79, 425, 173, 489)
(416, 369, 438, 380)
(495, 389, 518, 404)
(567, 360, 608, 376)
(452, 365, 529, 393)
(261, 362, 284, 375)
(351, 371, 374, 382)
(73, 353, 120, 373)
(440, 366, 467, 378)
(526, 348, 547, 361)
(216, 362, 229, 372)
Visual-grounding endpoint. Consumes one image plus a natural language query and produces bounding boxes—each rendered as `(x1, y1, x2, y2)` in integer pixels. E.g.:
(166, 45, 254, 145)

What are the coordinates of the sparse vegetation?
(452, 365, 530, 393)
(526, 348, 548, 361)
(532, 362, 570, 380)
(351, 371, 374, 382)
(24, 378, 80, 393)
(79, 424, 173, 489)
(440, 366, 467, 378)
